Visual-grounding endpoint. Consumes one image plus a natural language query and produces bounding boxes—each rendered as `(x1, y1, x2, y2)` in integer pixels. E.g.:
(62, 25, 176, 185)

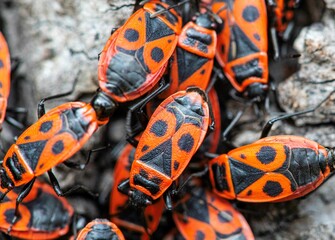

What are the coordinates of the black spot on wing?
(242, 5, 260, 22)
(141, 145, 149, 152)
(221, 44, 225, 54)
(174, 161, 180, 170)
(254, 33, 260, 41)
(0, 60, 3, 68)
(150, 119, 168, 137)
(52, 140, 64, 155)
(151, 47, 164, 63)
(124, 28, 139, 42)
(196, 230, 206, 240)
(178, 133, 194, 153)
(256, 146, 277, 164)
(263, 181, 283, 197)
(39, 121, 53, 133)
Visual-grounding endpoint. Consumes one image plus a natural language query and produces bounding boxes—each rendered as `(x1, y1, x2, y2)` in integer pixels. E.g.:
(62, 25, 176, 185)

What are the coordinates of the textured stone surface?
(277, 9, 335, 126)
(2, 0, 134, 123)
(1, 0, 335, 239)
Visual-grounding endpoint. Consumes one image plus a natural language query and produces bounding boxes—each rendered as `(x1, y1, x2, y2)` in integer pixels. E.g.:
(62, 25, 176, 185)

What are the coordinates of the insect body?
(146, 12, 221, 159)
(98, 0, 182, 103)
(0, 99, 113, 202)
(161, 12, 217, 98)
(76, 219, 125, 240)
(212, 0, 269, 100)
(0, 32, 11, 127)
(110, 144, 164, 239)
(271, 0, 298, 36)
(0, 180, 73, 239)
(209, 135, 335, 202)
(119, 88, 210, 208)
(173, 186, 254, 239)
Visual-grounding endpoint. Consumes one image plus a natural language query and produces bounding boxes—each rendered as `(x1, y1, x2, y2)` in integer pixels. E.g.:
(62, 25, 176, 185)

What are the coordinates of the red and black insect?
(209, 135, 335, 202)
(212, 0, 269, 100)
(98, 0, 182, 103)
(0, 180, 73, 239)
(0, 32, 11, 128)
(76, 219, 125, 240)
(145, 11, 221, 159)
(0, 101, 102, 197)
(267, 0, 299, 58)
(159, 11, 217, 99)
(0, 85, 119, 226)
(110, 143, 164, 239)
(271, 0, 298, 35)
(173, 186, 254, 239)
(118, 87, 212, 209)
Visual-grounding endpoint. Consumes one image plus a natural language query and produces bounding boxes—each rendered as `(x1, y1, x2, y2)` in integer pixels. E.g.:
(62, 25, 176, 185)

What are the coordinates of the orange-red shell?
(212, 0, 268, 92)
(1, 102, 99, 188)
(130, 89, 210, 200)
(173, 187, 254, 239)
(76, 219, 125, 240)
(98, 1, 182, 103)
(0, 180, 73, 239)
(209, 135, 330, 202)
(110, 144, 164, 239)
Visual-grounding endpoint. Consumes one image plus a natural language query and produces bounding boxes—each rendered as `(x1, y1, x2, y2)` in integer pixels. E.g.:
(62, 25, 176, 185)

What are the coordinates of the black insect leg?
(63, 144, 113, 170)
(0, 187, 12, 202)
(117, 179, 131, 195)
(171, 166, 209, 197)
(164, 190, 173, 211)
(221, 105, 249, 151)
(7, 178, 36, 234)
(48, 169, 97, 198)
(126, 77, 170, 145)
(149, 0, 190, 18)
(38, 72, 80, 118)
(260, 90, 335, 138)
